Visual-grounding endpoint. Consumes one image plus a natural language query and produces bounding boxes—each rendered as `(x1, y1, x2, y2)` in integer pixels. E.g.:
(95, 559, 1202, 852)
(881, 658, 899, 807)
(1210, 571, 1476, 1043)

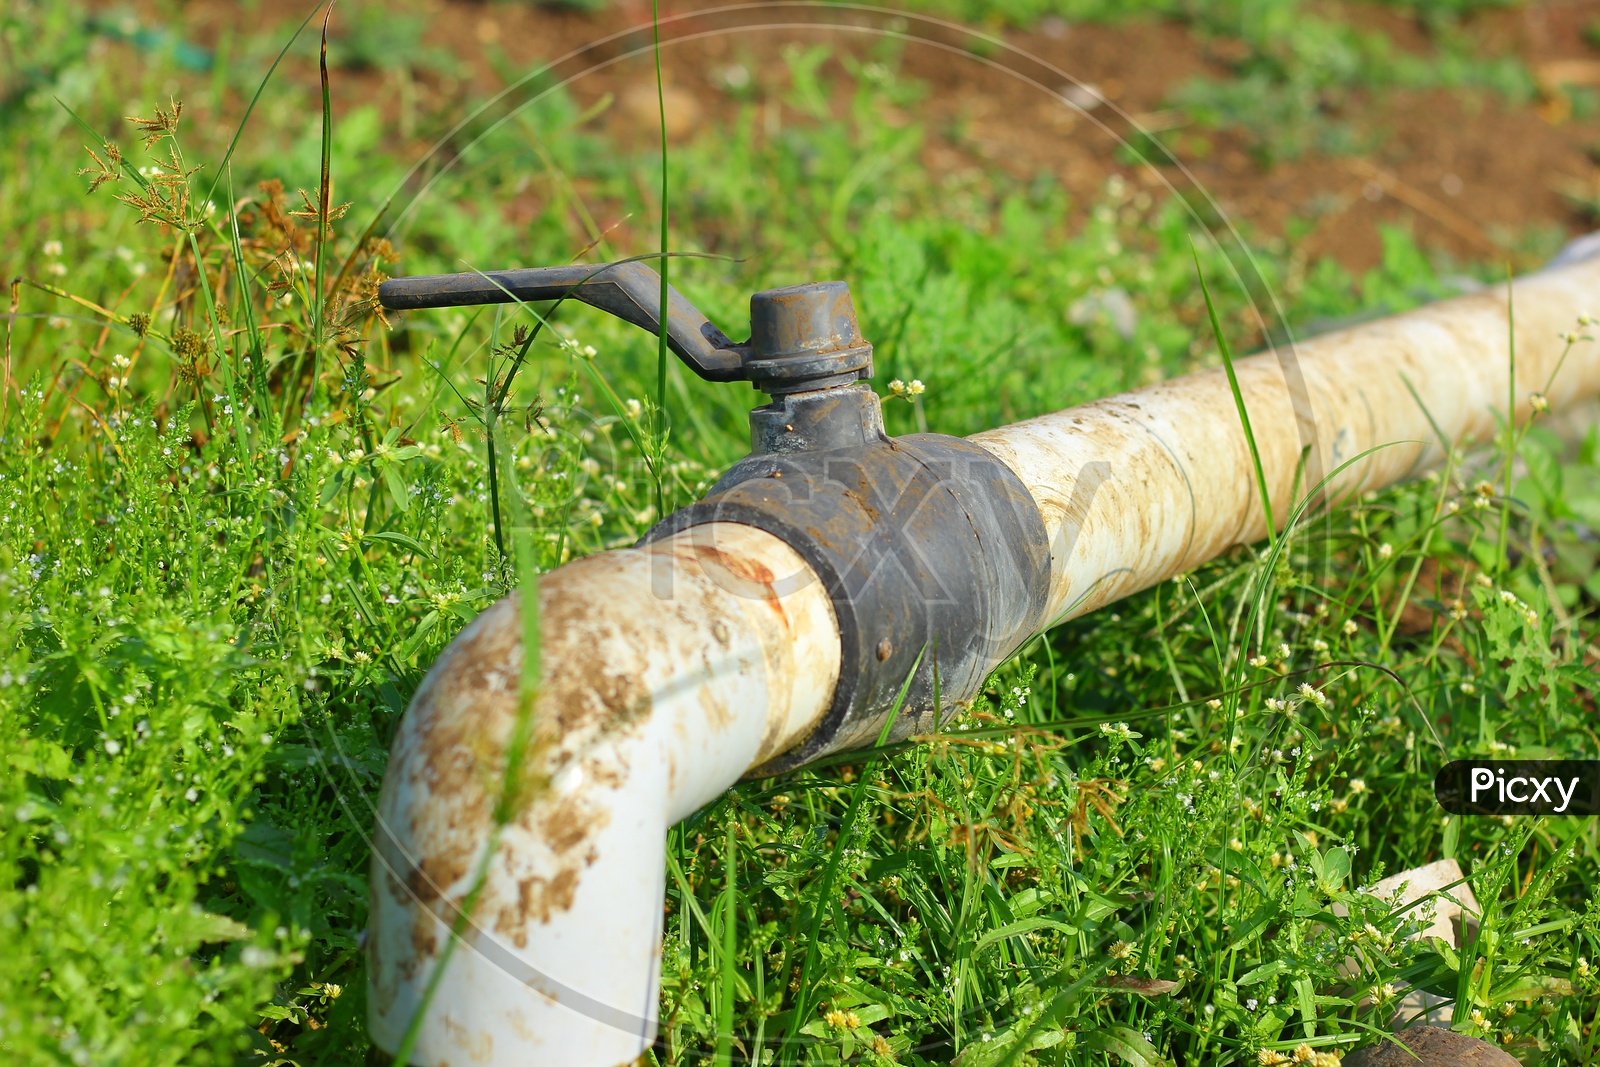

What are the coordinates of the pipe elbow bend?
(368, 523, 838, 1066)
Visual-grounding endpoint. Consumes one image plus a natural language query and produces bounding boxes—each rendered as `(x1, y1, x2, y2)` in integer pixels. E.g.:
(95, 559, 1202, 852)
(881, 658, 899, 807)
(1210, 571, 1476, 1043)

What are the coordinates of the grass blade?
(1191, 238, 1276, 551)
(1497, 265, 1515, 577)
(651, 0, 670, 521)
(716, 817, 738, 1066)
(311, 1, 337, 391)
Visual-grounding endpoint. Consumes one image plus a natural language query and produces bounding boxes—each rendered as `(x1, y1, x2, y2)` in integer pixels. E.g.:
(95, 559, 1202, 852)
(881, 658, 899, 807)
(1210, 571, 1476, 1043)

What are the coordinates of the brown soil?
(150, 0, 1600, 273)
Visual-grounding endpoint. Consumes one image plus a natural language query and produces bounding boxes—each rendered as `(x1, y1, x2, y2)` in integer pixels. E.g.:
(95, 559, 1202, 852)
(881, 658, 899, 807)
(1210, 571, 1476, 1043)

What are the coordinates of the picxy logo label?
(1434, 760, 1600, 816)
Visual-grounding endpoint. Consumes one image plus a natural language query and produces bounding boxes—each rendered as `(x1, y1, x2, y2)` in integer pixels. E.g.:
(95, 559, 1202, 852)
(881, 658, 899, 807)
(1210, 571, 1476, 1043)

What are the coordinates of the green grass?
(2, 1, 1599, 1065)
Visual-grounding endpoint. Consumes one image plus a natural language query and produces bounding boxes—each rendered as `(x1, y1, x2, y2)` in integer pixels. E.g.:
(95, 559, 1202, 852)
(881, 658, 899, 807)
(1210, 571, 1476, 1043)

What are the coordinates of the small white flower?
(1099, 721, 1133, 743)
(1296, 684, 1328, 708)
(42, 240, 63, 257)
(104, 739, 121, 755)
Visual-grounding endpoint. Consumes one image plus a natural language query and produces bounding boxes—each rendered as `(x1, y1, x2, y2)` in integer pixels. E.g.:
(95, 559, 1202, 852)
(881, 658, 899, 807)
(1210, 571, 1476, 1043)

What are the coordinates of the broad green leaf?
(1318, 847, 1351, 892)
(364, 530, 432, 557)
(1238, 960, 1286, 987)
(318, 467, 344, 506)
(1083, 1023, 1164, 1066)
(972, 917, 1080, 956)
(381, 463, 410, 513)
(398, 610, 442, 661)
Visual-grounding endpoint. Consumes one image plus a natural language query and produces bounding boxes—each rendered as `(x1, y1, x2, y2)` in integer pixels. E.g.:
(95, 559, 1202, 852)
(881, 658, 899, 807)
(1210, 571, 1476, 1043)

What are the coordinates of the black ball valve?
(379, 262, 1051, 773)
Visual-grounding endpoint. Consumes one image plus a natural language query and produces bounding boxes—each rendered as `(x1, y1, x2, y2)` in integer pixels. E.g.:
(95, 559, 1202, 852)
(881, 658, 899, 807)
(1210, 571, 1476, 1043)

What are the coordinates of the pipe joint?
(646, 388, 1051, 774)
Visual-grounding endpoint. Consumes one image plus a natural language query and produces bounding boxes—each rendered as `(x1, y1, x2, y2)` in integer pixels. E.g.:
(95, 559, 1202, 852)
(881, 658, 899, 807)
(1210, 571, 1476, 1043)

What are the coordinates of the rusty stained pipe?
(368, 249, 1600, 1066)
(368, 523, 839, 1065)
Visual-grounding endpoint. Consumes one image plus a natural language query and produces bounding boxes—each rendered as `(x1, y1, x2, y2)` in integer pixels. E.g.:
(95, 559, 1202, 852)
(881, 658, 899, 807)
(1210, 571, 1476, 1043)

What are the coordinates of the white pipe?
(368, 522, 839, 1065)
(973, 254, 1600, 625)
(368, 250, 1600, 1065)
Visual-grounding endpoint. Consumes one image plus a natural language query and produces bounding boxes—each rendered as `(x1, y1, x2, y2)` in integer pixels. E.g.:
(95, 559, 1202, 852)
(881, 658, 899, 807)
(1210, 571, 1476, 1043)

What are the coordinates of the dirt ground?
(168, 0, 1600, 272)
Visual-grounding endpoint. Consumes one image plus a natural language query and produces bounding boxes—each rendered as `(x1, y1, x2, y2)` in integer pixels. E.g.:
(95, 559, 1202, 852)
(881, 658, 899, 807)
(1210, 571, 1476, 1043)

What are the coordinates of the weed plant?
(1, 2, 1597, 1066)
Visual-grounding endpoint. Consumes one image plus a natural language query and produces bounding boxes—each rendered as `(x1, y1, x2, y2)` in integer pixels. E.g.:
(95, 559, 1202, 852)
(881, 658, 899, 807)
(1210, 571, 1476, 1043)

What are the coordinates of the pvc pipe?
(973, 253, 1600, 626)
(368, 522, 840, 1065)
(368, 250, 1600, 1066)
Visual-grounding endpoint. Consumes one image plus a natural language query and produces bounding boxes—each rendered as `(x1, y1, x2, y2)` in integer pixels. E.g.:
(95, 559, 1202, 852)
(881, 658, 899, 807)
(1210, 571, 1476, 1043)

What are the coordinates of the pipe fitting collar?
(645, 423, 1050, 774)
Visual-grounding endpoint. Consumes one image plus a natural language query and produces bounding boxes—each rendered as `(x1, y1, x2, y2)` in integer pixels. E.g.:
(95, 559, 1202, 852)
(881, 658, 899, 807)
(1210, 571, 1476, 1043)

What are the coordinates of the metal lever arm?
(377, 260, 748, 382)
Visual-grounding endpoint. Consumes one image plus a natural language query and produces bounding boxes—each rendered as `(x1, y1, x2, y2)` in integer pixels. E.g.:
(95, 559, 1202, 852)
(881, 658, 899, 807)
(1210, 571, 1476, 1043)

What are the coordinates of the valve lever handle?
(379, 260, 873, 395)
(378, 260, 747, 382)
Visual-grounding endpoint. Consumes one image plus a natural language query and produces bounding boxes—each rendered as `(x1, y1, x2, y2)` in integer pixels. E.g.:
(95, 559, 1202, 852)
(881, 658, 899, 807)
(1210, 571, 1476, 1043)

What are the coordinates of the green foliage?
(2, 2, 1597, 1066)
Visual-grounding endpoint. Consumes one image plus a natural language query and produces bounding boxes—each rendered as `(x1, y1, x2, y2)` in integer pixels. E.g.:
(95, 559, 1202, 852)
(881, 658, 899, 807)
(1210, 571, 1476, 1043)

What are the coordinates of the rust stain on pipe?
(368, 523, 839, 1066)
